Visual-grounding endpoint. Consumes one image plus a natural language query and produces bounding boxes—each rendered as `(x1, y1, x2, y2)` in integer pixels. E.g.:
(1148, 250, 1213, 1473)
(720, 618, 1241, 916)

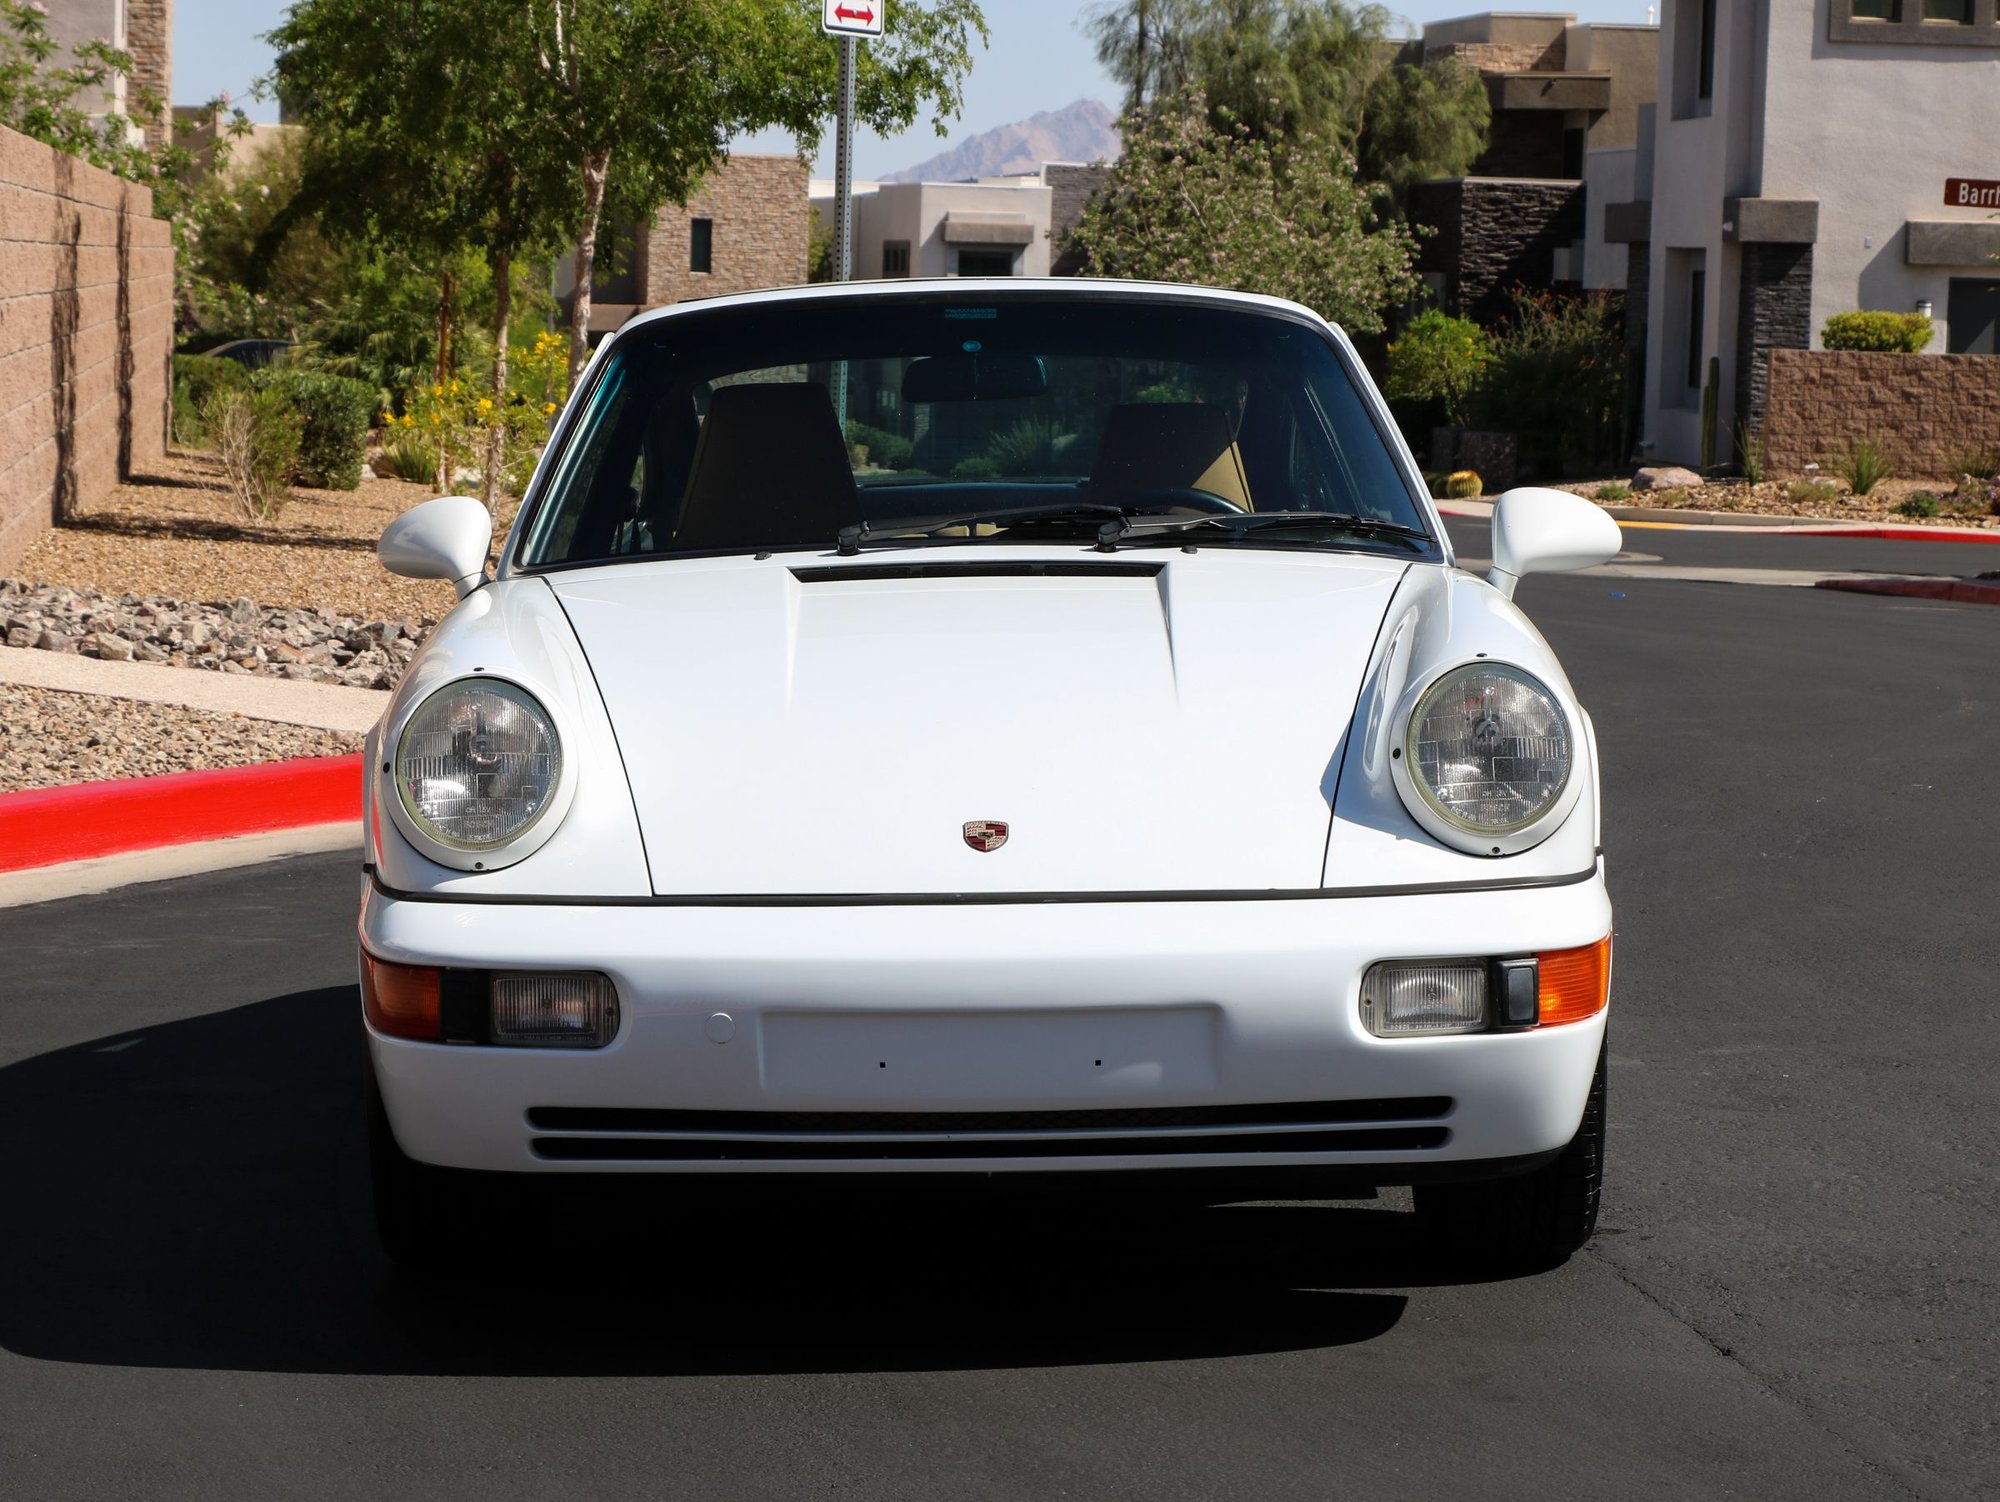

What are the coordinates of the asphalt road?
(1, 572, 1995, 1500)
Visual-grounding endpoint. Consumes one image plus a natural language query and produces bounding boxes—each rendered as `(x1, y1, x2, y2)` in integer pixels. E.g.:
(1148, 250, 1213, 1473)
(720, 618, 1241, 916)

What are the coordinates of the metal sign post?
(835, 35, 855, 285)
(822, 2, 883, 423)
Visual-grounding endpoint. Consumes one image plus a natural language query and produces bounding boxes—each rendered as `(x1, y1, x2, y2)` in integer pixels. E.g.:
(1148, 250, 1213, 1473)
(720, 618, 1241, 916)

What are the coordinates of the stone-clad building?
(1406, 13, 1659, 324)
(560, 155, 810, 336)
(40, 0, 172, 148)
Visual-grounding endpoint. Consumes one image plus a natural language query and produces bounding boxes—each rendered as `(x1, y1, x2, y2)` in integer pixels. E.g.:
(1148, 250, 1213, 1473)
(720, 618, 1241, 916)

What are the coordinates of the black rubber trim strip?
(364, 862, 1600, 908)
(527, 1097, 1453, 1135)
(791, 560, 1165, 582)
(530, 1125, 1450, 1161)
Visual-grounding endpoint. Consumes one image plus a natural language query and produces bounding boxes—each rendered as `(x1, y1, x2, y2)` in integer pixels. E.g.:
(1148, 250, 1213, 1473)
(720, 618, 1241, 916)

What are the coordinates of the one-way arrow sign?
(822, 0, 884, 38)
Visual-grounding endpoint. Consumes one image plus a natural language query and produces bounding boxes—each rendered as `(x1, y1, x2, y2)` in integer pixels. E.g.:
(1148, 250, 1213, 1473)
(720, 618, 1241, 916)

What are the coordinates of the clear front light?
(1361, 960, 1488, 1037)
(1406, 663, 1571, 836)
(396, 678, 561, 851)
(490, 972, 619, 1047)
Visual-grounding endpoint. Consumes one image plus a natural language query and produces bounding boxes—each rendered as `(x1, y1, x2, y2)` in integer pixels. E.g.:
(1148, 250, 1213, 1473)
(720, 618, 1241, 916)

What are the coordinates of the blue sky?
(174, 0, 1655, 181)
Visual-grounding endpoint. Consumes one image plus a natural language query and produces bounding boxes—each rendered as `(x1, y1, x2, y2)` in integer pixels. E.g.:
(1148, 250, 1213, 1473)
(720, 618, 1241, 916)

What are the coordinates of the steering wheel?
(1116, 486, 1247, 516)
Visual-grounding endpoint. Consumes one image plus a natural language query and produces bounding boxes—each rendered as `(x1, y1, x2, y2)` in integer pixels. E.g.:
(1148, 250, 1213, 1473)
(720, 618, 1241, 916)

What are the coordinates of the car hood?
(548, 549, 1410, 895)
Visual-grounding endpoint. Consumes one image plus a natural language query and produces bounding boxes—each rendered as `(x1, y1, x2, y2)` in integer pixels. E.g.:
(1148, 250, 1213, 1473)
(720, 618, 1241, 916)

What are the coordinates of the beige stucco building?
(1621, 0, 2000, 465)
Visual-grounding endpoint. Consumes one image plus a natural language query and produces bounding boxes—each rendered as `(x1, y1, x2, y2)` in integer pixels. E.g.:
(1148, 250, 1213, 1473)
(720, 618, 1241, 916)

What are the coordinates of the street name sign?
(1945, 178, 2000, 208)
(823, 0, 885, 38)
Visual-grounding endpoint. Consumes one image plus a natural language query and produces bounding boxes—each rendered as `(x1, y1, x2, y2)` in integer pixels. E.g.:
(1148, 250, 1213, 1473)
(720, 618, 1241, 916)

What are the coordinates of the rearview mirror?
(1486, 486, 1623, 599)
(902, 352, 1049, 404)
(378, 495, 493, 599)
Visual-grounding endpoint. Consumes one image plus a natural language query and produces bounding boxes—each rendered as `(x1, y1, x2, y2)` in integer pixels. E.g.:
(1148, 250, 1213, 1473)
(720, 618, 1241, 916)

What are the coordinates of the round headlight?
(395, 678, 562, 852)
(1402, 663, 1572, 845)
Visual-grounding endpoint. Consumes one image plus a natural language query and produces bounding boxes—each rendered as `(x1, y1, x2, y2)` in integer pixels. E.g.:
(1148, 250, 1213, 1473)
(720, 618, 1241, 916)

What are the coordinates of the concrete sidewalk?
(0, 645, 389, 734)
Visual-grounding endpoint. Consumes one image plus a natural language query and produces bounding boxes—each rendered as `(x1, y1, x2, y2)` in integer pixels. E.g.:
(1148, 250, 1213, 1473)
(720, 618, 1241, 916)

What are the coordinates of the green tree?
(517, 0, 988, 384)
(1084, 0, 1487, 211)
(278, 0, 987, 396)
(1065, 90, 1418, 332)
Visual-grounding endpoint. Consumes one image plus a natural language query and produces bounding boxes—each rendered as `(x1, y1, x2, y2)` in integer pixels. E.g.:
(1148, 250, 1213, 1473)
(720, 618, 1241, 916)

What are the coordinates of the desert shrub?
(1594, 482, 1631, 501)
(950, 454, 1001, 481)
(1896, 491, 1941, 518)
(985, 417, 1065, 477)
(1736, 422, 1766, 483)
(251, 369, 377, 489)
(172, 354, 250, 446)
(845, 421, 915, 470)
(1385, 310, 1491, 430)
(1784, 478, 1839, 504)
(203, 387, 302, 520)
(1470, 289, 1624, 476)
(1943, 444, 2000, 480)
(1832, 439, 1891, 496)
(1821, 311, 1933, 353)
(1444, 470, 1483, 498)
(375, 437, 439, 484)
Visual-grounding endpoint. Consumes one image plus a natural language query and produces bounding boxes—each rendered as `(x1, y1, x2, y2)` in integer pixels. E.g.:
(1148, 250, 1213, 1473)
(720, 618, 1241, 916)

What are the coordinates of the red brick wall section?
(1762, 350, 2000, 478)
(640, 155, 809, 308)
(0, 124, 172, 576)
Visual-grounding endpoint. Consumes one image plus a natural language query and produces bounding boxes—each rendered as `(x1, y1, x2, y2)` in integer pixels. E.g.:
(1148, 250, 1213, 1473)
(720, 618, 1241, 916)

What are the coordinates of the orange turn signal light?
(1535, 935, 1612, 1027)
(360, 948, 442, 1041)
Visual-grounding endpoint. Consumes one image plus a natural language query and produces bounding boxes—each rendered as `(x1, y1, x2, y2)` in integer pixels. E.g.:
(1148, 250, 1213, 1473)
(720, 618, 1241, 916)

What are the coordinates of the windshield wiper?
(842, 502, 1127, 553)
(1115, 511, 1434, 550)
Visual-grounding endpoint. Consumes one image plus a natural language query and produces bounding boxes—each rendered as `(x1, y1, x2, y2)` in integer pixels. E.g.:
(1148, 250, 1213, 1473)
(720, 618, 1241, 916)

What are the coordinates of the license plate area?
(759, 1007, 1220, 1107)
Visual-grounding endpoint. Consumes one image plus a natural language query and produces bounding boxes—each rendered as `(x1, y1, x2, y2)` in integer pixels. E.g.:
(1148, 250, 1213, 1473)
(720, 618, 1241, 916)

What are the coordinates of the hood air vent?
(790, 560, 1165, 584)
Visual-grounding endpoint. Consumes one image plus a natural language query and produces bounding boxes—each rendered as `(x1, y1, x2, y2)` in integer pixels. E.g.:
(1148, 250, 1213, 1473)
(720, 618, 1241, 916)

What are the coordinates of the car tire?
(367, 1078, 491, 1277)
(1414, 1038, 1605, 1271)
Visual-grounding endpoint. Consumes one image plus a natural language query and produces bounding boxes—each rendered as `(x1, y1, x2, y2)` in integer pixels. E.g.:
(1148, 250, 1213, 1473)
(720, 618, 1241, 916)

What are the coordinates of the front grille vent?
(526, 1097, 1453, 1162)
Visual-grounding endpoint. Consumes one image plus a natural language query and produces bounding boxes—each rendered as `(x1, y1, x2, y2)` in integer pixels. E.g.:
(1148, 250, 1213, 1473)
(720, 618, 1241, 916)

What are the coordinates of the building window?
(1686, 268, 1706, 392)
(1671, 0, 1718, 117)
(956, 247, 1015, 277)
(1831, 0, 1999, 40)
(882, 241, 910, 278)
(689, 218, 713, 274)
(1948, 279, 2000, 353)
(1697, 0, 1717, 98)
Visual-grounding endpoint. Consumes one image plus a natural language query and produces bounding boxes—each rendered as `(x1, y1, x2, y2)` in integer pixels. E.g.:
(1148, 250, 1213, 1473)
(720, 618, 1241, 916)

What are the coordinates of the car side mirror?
(1486, 486, 1623, 600)
(378, 495, 493, 599)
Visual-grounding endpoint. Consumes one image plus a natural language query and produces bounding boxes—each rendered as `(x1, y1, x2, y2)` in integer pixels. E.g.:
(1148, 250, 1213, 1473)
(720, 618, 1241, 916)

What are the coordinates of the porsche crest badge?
(962, 820, 1009, 852)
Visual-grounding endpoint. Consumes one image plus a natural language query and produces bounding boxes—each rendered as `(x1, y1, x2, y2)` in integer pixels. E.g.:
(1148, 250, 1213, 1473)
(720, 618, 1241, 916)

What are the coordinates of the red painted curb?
(1814, 577, 2000, 606)
(1775, 525, 2000, 544)
(0, 754, 362, 874)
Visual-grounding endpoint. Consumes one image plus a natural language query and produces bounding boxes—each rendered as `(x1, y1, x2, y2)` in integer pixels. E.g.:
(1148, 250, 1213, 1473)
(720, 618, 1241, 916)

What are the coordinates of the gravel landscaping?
(15, 447, 513, 621)
(0, 684, 362, 794)
(1, 579, 422, 689)
(1555, 473, 2000, 526)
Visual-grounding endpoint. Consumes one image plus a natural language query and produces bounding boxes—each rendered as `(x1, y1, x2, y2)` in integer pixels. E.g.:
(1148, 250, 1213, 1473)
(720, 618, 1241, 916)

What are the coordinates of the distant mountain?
(882, 99, 1120, 183)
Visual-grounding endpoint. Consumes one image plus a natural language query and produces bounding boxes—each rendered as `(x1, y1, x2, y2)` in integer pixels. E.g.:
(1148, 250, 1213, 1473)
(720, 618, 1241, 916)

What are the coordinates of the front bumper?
(361, 874, 1611, 1178)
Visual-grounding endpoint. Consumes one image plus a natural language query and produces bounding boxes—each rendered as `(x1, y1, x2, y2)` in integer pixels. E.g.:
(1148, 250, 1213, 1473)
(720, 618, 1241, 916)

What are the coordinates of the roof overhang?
(1489, 72, 1613, 112)
(1723, 197, 1819, 244)
(942, 212, 1036, 246)
(1906, 219, 2000, 266)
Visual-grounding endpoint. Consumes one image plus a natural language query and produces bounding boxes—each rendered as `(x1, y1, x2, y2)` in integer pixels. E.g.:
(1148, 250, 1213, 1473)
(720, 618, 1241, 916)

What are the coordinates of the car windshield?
(516, 292, 1433, 567)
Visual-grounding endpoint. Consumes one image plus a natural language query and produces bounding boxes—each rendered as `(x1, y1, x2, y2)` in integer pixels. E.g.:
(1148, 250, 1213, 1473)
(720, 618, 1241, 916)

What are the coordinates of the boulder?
(1631, 466, 1702, 492)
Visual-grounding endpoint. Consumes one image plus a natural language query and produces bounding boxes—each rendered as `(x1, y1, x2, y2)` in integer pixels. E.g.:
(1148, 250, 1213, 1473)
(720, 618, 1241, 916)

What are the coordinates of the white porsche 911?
(358, 280, 1621, 1273)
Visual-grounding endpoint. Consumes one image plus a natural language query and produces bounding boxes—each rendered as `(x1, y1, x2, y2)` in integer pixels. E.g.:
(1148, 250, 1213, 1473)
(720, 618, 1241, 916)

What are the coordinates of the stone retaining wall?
(1763, 350, 2000, 477)
(640, 154, 808, 308)
(0, 124, 173, 575)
